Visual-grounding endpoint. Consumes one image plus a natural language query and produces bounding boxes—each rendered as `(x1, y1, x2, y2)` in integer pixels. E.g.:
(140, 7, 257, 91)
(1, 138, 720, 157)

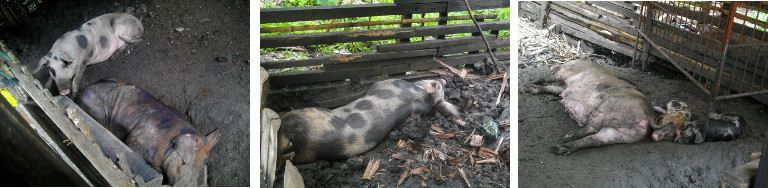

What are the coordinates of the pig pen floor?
(267, 67, 511, 187)
(518, 58, 768, 187)
(2, 0, 249, 186)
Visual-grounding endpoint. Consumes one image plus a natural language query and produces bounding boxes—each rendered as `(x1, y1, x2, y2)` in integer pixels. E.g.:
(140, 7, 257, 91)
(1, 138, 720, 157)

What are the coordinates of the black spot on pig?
(393, 80, 411, 90)
(364, 102, 411, 143)
(88, 49, 94, 58)
(398, 89, 413, 100)
(595, 82, 614, 92)
(314, 132, 346, 161)
(110, 18, 115, 28)
(331, 113, 367, 129)
(87, 22, 92, 25)
(342, 109, 351, 113)
(76, 35, 88, 48)
(370, 89, 394, 99)
(46, 52, 51, 58)
(62, 60, 73, 68)
(53, 56, 58, 60)
(100, 36, 108, 49)
(355, 100, 373, 110)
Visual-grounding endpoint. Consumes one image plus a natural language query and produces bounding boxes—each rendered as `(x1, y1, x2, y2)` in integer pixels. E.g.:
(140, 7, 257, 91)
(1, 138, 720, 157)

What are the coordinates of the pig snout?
(163, 130, 220, 186)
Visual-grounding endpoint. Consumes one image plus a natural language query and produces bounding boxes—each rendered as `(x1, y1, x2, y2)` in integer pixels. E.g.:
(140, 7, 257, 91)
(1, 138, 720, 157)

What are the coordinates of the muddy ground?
(266, 64, 511, 187)
(2, 0, 249, 186)
(518, 57, 768, 187)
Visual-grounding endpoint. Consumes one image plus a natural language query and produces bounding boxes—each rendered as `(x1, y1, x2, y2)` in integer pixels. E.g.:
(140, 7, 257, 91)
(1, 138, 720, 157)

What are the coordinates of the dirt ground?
(518, 57, 768, 187)
(266, 64, 511, 187)
(1, 0, 249, 186)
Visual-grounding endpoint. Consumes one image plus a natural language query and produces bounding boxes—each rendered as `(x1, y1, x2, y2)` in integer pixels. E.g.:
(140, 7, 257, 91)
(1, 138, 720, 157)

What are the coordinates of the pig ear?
(33, 58, 49, 73)
(205, 129, 221, 147)
(434, 100, 459, 117)
(694, 130, 704, 144)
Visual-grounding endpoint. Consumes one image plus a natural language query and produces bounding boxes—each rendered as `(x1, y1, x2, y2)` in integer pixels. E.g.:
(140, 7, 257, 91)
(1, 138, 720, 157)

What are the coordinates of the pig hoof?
(551, 145, 571, 155)
(523, 84, 540, 94)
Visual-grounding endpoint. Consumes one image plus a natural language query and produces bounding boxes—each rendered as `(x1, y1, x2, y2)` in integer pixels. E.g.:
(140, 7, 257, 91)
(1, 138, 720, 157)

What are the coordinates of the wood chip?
(464, 129, 476, 144)
(430, 125, 445, 134)
(447, 168, 459, 178)
(436, 132, 458, 139)
(455, 118, 467, 126)
(459, 168, 471, 187)
(392, 153, 402, 160)
(397, 167, 411, 186)
(495, 137, 505, 153)
(362, 158, 380, 180)
(459, 69, 467, 79)
(411, 166, 428, 175)
(470, 135, 483, 147)
(477, 158, 499, 164)
(479, 147, 502, 159)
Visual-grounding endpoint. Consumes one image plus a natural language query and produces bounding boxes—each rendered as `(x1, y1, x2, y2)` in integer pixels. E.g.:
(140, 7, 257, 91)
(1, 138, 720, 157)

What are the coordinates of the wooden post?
(437, 11, 448, 40)
(640, 3, 654, 71)
(539, 1, 550, 28)
(399, 14, 412, 43)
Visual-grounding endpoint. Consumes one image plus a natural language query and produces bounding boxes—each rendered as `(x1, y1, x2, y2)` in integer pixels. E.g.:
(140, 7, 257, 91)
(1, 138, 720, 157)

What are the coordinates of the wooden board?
(260, 1, 509, 23)
(6, 62, 134, 187)
(437, 37, 509, 56)
(261, 20, 509, 48)
(268, 50, 509, 86)
(587, 1, 639, 21)
(377, 34, 497, 52)
(261, 49, 436, 69)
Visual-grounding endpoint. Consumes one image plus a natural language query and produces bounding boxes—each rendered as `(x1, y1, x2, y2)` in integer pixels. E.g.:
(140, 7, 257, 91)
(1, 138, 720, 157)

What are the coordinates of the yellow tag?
(1, 88, 17, 107)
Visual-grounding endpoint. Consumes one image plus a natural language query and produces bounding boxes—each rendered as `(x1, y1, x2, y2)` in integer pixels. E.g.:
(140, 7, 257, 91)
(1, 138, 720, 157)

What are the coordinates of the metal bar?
(635, 26, 711, 96)
(721, 1, 738, 52)
(715, 89, 768, 100)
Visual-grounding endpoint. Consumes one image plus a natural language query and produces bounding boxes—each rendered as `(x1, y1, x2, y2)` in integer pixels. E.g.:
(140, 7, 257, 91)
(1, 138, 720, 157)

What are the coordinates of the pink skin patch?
(639, 119, 648, 129)
(60, 89, 70, 96)
(652, 133, 659, 141)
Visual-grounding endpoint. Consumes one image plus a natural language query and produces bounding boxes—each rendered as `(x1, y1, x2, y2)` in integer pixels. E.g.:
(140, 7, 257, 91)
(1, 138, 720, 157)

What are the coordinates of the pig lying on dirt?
(34, 13, 143, 97)
(278, 79, 459, 164)
(651, 100, 692, 141)
(676, 113, 746, 144)
(525, 57, 657, 155)
(76, 78, 219, 186)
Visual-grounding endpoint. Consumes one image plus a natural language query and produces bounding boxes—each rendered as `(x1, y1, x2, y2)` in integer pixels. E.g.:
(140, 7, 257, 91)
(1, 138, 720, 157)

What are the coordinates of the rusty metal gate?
(634, 1, 768, 113)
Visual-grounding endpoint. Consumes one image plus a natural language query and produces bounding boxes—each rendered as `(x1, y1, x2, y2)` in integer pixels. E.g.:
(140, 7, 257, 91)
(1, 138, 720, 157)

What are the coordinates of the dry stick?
(462, 0, 500, 73)
(495, 72, 507, 105)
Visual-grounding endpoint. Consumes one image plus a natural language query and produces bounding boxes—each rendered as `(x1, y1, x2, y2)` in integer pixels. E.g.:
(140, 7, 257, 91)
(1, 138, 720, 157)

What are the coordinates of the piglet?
(278, 79, 459, 164)
(34, 13, 143, 97)
(675, 113, 746, 144)
(76, 78, 219, 186)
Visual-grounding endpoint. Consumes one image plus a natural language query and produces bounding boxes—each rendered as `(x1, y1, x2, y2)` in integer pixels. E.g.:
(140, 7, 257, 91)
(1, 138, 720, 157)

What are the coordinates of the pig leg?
(70, 64, 87, 97)
(524, 84, 565, 95)
(552, 123, 647, 155)
(561, 121, 601, 142)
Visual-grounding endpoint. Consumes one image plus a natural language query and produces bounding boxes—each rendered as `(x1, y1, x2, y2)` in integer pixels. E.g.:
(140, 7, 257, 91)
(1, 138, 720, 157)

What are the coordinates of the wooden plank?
(261, 49, 436, 69)
(548, 13, 635, 56)
(437, 37, 509, 55)
(395, 0, 449, 4)
(261, 14, 497, 33)
(377, 34, 497, 52)
(260, 1, 509, 23)
(519, 1, 540, 19)
(6, 62, 134, 187)
(261, 20, 509, 48)
(269, 50, 509, 86)
(550, 1, 635, 39)
(587, 1, 639, 21)
(55, 96, 163, 186)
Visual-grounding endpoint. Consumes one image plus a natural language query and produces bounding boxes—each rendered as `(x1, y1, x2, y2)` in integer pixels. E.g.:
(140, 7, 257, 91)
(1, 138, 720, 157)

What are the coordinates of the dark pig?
(278, 79, 459, 164)
(76, 78, 219, 186)
(525, 57, 657, 155)
(651, 100, 692, 141)
(675, 113, 746, 144)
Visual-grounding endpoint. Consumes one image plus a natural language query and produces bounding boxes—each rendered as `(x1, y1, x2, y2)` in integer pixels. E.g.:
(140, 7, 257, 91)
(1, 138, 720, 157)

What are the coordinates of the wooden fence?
(260, 0, 510, 87)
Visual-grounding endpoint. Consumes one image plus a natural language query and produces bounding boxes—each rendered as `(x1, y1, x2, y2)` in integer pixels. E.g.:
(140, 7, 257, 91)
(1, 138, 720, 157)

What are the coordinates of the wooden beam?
(437, 37, 509, 55)
(377, 34, 496, 52)
(261, 14, 496, 33)
(6, 62, 134, 186)
(261, 20, 509, 48)
(268, 50, 509, 86)
(587, 1, 639, 21)
(261, 49, 436, 69)
(260, 1, 509, 23)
